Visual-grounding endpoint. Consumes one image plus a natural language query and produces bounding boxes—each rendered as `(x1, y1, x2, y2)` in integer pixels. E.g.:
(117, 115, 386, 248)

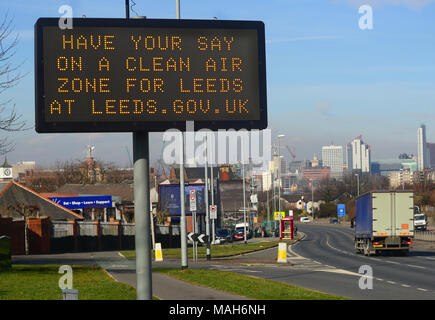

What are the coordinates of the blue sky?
(2, 0, 435, 167)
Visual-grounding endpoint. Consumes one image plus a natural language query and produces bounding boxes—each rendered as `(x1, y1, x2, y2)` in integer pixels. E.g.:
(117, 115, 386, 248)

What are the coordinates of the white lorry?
(414, 206, 428, 231)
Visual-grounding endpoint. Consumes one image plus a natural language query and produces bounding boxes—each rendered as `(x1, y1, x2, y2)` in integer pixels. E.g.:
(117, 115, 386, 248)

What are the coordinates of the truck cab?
(414, 206, 428, 231)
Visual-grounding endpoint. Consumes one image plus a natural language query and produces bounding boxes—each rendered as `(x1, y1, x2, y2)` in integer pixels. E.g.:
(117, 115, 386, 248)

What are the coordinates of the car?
(329, 218, 340, 224)
(214, 228, 233, 244)
(300, 217, 311, 223)
(233, 229, 252, 241)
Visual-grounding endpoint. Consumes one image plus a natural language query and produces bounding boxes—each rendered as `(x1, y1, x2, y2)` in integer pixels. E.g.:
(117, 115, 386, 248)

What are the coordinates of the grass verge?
(154, 267, 347, 300)
(0, 265, 136, 300)
(121, 240, 281, 259)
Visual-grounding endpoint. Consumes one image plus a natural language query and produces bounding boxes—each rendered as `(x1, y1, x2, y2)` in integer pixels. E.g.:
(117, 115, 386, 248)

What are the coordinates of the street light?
(277, 134, 285, 239)
(310, 178, 314, 220)
(277, 134, 285, 214)
(355, 173, 360, 197)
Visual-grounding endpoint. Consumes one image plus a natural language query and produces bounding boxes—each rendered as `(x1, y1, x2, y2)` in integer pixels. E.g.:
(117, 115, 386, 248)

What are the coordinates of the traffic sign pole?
(205, 134, 211, 260)
(127, 6, 152, 300)
(180, 128, 188, 270)
(133, 133, 152, 300)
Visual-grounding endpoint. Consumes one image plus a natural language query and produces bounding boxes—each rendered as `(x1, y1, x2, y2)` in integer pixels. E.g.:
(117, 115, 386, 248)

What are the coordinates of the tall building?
(347, 136, 371, 173)
(417, 124, 429, 171)
(322, 145, 344, 179)
(426, 142, 435, 168)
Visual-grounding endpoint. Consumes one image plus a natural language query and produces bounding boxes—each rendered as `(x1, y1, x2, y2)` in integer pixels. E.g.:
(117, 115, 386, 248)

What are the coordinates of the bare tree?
(0, 13, 27, 155)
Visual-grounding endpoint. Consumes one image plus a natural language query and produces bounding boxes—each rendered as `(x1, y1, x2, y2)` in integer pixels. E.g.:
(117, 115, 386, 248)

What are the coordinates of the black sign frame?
(34, 18, 267, 133)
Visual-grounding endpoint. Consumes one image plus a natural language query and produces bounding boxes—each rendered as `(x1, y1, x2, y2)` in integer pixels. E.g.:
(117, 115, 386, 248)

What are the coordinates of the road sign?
(338, 204, 345, 217)
(187, 232, 196, 242)
(35, 18, 267, 133)
(289, 210, 294, 219)
(197, 234, 209, 243)
(187, 232, 208, 243)
(274, 212, 285, 221)
(189, 190, 197, 212)
(209, 205, 217, 219)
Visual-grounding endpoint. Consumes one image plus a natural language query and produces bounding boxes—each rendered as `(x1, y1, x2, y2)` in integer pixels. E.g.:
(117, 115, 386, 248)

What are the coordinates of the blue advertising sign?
(337, 204, 346, 217)
(159, 184, 206, 216)
(49, 196, 112, 209)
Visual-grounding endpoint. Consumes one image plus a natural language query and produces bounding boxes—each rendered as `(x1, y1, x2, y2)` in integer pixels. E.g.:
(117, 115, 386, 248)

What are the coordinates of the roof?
(173, 167, 220, 181)
(40, 192, 79, 198)
(56, 183, 134, 202)
(0, 181, 10, 194)
(0, 181, 84, 220)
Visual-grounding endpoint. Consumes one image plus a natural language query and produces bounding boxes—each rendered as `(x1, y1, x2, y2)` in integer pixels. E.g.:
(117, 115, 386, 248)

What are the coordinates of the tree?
(0, 14, 27, 154)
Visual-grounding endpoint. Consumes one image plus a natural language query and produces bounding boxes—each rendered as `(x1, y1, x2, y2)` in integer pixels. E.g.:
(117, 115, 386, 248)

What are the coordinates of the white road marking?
(406, 264, 426, 269)
(291, 228, 435, 293)
(385, 260, 400, 265)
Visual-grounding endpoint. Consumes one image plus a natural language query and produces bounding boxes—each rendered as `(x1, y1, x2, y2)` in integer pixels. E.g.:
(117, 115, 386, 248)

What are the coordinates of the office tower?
(426, 142, 435, 168)
(322, 145, 344, 179)
(347, 136, 371, 173)
(417, 124, 429, 171)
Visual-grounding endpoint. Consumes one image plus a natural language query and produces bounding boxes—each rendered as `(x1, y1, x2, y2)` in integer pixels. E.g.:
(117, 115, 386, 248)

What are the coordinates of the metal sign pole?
(180, 129, 188, 269)
(176, 0, 188, 270)
(126, 2, 152, 301)
(193, 210, 197, 261)
(205, 134, 211, 260)
(132, 132, 152, 300)
(210, 141, 215, 244)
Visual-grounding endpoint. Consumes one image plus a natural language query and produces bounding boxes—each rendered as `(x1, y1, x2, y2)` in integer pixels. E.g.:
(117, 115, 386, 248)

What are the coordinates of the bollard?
(155, 242, 163, 262)
(277, 242, 287, 263)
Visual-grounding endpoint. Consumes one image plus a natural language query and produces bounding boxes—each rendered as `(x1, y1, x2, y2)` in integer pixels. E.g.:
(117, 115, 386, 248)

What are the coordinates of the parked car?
(215, 228, 233, 244)
(329, 218, 340, 224)
(300, 217, 311, 223)
(234, 223, 254, 240)
(233, 229, 252, 241)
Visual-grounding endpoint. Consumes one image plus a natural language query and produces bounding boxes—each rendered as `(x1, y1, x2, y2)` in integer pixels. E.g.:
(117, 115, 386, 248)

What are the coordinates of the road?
(13, 224, 435, 300)
(206, 223, 435, 299)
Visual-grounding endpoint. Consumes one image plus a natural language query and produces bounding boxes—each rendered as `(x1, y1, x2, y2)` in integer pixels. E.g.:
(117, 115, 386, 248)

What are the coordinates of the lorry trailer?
(355, 191, 414, 256)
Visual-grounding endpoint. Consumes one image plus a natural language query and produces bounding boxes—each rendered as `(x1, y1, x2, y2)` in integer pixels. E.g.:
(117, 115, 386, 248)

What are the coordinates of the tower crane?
(286, 146, 296, 161)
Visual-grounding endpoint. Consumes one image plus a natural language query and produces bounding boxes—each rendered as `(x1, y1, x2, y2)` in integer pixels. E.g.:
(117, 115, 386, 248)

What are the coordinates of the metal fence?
(51, 221, 74, 238)
(415, 230, 435, 242)
(51, 221, 181, 237)
(50, 221, 181, 253)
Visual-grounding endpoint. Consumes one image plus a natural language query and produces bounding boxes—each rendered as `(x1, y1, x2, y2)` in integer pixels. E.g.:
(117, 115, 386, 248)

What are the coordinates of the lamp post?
(277, 134, 285, 239)
(310, 178, 314, 220)
(277, 135, 285, 215)
(355, 173, 360, 197)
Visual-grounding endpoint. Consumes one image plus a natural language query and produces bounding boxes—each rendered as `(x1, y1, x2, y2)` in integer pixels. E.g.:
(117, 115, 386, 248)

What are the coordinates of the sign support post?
(132, 132, 152, 300)
(205, 134, 211, 260)
(190, 189, 197, 261)
(126, 3, 152, 300)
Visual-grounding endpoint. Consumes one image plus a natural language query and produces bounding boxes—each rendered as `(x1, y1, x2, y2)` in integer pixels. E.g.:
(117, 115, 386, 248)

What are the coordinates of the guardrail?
(415, 230, 435, 242)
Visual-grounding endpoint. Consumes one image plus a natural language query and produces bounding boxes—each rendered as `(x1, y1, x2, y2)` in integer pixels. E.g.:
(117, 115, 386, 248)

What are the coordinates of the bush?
(317, 203, 337, 218)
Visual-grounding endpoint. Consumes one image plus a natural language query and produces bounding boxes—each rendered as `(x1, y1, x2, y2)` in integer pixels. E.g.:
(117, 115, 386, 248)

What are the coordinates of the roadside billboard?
(159, 184, 206, 216)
